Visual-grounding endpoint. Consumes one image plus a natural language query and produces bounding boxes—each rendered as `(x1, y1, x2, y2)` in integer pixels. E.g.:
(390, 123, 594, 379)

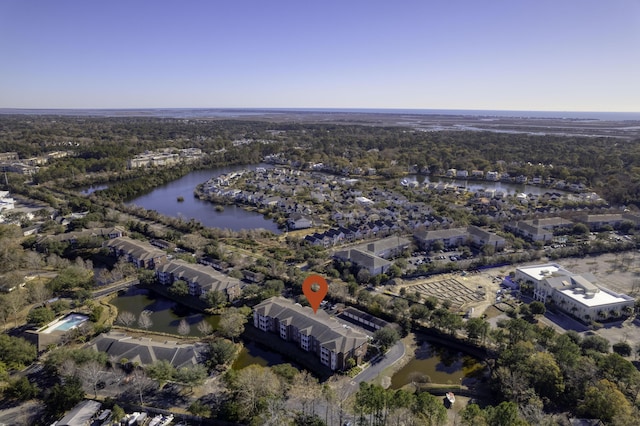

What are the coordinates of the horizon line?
(1, 106, 640, 114)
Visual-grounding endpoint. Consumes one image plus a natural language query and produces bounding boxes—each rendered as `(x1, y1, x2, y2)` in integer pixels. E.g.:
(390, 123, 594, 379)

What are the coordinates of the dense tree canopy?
(0, 334, 37, 368)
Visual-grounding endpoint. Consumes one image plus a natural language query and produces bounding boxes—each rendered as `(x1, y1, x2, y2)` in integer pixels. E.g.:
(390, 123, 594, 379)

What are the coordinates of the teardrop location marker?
(302, 274, 329, 313)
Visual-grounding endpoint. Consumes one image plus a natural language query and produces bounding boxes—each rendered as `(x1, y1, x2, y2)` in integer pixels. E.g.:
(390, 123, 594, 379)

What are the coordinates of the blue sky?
(1, 0, 638, 112)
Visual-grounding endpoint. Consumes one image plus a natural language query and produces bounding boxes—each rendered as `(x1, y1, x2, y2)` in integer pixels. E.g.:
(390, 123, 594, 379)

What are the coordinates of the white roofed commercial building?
(515, 263, 634, 322)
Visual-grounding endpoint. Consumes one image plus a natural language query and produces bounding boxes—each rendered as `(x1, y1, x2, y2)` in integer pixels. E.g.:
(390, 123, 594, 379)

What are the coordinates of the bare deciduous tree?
(233, 365, 282, 422)
(23, 251, 43, 271)
(112, 258, 135, 281)
(26, 281, 52, 305)
(128, 367, 154, 406)
(46, 254, 70, 269)
(58, 359, 78, 378)
(289, 370, 320, 417)
(218, 307, 247, 342)
(196, 320, 213, 336)
(4, 288, 26, 327)
(97, 268, 114, 285)
(177, 319, 191, 336)
(116, 311, 136, 327)
(80, 360, 107, 398)
(137, 310, 153, 330)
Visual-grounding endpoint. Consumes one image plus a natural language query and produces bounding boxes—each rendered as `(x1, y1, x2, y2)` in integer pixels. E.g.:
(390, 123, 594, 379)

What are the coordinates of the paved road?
(346, 340, 406, 396)
(299, 341, 406, 426)
(92, 278, 139, 298)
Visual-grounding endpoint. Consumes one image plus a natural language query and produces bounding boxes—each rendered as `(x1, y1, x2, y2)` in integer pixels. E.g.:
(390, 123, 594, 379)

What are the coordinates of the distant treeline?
(2, 115, 640, 206)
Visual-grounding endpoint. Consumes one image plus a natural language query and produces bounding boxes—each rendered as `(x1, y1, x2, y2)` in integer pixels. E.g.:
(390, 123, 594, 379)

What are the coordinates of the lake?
(109, 287, 219, 337)
(102, 162, 566, 233)
(390, 340, 485, 389)
(125, 164, 281, 233)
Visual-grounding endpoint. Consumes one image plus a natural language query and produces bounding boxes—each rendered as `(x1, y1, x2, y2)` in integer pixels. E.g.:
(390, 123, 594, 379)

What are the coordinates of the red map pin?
(302, 274, 328, 313)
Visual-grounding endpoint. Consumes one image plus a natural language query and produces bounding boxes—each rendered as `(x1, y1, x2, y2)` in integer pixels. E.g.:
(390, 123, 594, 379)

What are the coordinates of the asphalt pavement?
(346, 340, 405, 396)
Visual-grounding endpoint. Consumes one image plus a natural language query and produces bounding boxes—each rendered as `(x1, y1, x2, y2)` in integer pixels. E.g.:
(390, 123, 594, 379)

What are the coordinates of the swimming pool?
(40, 313, 89, 334)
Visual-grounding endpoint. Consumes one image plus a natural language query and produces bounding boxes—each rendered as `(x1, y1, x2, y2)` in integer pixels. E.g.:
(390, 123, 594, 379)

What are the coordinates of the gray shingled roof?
(254, 297, 368, 354)
(333, 248, 392, 271)
(105, 237, 166, 261)
(157, 259, 240, 292)
(88, 332, 204, 368)
(414, 227, 467, 241)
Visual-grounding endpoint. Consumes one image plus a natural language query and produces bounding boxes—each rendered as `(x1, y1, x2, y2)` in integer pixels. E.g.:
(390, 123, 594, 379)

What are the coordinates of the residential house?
(0, 152, 18, 161)
(242, 270, 265, 283)
(507, 217, 572, 243)
(508, 220, 553, 243)
(362, 236, 411, 258)
(199, 257, 229, 272)
(485, 171, 500, 181)
(150, 239, 174, 250)
(325, 228, 345, 245)
(287, 213, 313, 229)
(253, 297, 369, 371)
(37, 226, 126, 248)
(0, 162, 39, 175)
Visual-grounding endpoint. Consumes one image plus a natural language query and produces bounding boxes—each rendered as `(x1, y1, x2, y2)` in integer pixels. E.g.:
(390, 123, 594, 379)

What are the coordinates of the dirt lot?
(393, 271, 501, 316)
(552, 252, 640, 296)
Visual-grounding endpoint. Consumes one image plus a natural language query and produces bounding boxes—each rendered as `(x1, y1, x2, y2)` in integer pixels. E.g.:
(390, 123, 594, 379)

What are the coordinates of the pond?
(390, 340, 485, 389)
(231, 340, 290, 370)
(406, 175, 568, 196)
(109, 287, 219, 337)
(79, 184, 109, 195)
(110, 288, 290, 370)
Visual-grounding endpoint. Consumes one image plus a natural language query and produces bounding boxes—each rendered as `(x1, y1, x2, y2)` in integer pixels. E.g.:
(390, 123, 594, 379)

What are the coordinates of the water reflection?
(232, 341, 289, 370)
(109, 287, 219, 337)
(407, 175, 568, 196)
(390, 341, 485, 389)
(124, 164, 281, 233)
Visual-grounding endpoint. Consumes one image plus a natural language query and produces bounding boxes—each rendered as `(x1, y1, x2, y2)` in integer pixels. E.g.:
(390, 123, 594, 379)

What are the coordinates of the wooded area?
(2, 114, 640, 425)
